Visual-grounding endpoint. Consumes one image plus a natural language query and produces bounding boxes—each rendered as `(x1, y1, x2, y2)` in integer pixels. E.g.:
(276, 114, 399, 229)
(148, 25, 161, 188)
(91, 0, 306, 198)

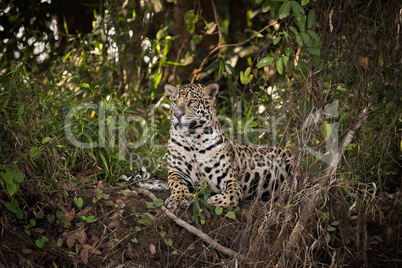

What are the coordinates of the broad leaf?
(276, 58, 284, 75)
(256, 57, 275, 68)
(307, 10, 315, 29)
(279, 1, 291, 19)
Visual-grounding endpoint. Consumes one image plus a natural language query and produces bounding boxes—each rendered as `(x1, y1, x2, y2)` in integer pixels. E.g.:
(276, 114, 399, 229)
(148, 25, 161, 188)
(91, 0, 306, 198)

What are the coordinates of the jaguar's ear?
(203, 83, 219, 101)
(165, 84, 178, 97)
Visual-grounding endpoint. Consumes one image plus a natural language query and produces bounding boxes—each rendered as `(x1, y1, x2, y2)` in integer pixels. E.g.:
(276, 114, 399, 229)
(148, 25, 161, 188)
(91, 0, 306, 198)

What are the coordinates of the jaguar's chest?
(168, 131, 232, 186)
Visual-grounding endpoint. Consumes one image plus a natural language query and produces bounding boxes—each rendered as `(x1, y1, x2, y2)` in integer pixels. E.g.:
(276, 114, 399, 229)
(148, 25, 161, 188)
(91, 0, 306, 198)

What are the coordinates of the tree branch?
(136, 188, 245, 261)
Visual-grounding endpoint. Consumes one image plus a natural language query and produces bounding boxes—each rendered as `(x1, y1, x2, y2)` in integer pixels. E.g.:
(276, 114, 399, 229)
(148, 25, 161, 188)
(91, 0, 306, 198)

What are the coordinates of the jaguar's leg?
(164, 170, 192, 209)
(207, 180, 243, 209)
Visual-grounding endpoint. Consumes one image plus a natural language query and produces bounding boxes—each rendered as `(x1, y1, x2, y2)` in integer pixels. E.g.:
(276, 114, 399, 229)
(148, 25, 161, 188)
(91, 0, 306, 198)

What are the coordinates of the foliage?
(0, 0, 401, 266)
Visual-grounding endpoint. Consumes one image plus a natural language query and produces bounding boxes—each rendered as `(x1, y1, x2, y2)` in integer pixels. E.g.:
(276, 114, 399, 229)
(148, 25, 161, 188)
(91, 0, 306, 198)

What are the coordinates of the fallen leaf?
(108, 218, 119, 229)
(126, 243, 135, 258)
(77, 231, 87, 244)
(80, 248, 89, 264)
(22, 249, 33, 254)
(65, 208, 76, 221)
(66, 234, 77, 248)
(91, 235, 100, 246)
(110, 212, 121, 220)
(149, 243, 156, 255)
(33, 228, 45, 233)
(102, 200, 115, 206)
(76, 174, 88, 181)
(97, 181, 104, 188)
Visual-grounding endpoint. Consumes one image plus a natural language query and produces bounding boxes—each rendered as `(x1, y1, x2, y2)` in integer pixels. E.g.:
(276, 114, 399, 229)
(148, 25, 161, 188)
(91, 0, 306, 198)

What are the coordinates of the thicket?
(0, 0, 401, 266)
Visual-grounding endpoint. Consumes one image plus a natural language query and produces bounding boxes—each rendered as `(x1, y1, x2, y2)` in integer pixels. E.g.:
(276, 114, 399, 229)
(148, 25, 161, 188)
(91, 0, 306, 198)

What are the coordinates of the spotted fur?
(164, 83, 294, 209)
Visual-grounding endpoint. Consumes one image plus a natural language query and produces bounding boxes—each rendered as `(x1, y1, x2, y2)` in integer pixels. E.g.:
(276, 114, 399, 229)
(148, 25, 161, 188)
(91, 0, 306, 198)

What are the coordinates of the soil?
(0, 178, 401, 267)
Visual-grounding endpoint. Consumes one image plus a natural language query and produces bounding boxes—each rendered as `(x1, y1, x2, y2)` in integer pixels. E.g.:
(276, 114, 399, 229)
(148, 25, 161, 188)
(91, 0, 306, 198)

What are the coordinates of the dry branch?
(136, 188, 245, 261)
(276, 104, 371, 267)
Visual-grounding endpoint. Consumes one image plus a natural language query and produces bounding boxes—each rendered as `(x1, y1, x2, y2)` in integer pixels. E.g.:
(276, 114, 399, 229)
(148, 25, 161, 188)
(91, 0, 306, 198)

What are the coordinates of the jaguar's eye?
(188, 99, 195, 106)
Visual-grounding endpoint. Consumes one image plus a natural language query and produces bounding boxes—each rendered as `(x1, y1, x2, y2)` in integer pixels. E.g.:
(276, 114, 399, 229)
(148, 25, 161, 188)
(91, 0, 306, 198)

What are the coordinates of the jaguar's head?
(164, 83, 219, 133)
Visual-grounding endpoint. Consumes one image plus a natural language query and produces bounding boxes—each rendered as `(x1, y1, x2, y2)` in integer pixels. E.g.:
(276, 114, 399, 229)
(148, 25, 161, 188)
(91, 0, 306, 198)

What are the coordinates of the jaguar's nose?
(174, 112, 183, 120)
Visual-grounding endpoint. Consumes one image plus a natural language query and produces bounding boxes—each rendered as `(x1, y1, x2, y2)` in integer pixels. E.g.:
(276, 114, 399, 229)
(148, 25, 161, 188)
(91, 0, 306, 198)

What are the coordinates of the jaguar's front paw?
(207, 194, 238, 209)
(164, 194, 191, 209)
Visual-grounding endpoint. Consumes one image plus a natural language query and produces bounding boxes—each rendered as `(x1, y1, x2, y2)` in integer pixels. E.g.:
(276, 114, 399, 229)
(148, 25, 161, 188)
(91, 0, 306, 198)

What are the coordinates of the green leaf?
(42, 137, 51, 144)
(57, 238, 63, 247)
(30, 218, 36, 227)
(276, 58, 284, 74)
(295, 34, 304, 47)
(184, 10, 198, 33)
(74, 197, 83, 208)
(6, 199, 19, 213)
(0, 168, 14, 184)
(165, 238, 173, 246)
(77, 83, 90, 88)
(135, 226, 142, 232)
(290, 1, 304, 22)
(256, 57, 275, 68)
(345, 144, 357, 151)
(35, 239, 45, 248)
(327, 226, 336, 232)
(171, 250, 178, 255)
(322, 121, 331, 141)
(131, 238, 138, 243)
(301, 32, 312, 46)
(204, 21, 217, 34)
(156, 29, 163, 41)
(85, 215, 97, 223)
(285, 47, 293, 56)
(159, 231, 166, 237)
(147, 202, 155, 209)
(307, 30, 321, 47)
(99, 152, 108, 171)
(273, 36, 282, 45)
(138, 213, 155, 227)
(225, 211, 236, 219)
(290, 26, 298, 35)
(240, 67, 253, 84)
(30, 146, 41, 159)
(331, 220, 340, 226)
(6, 183, 18, 197)
(282, 55, 289, 67)
(153, 199, 164, 208)
(306, 47, 321, 56)
(307, 10, 315, 29)
(13, 170, 24, 183)
(296, 15, 307, 32)
(233, 206, 241, 212)
(47, 214, 56, 224)
(215, 206, 223, 215)
(301, 0, 310, 5)
(278, 1, 291, 19)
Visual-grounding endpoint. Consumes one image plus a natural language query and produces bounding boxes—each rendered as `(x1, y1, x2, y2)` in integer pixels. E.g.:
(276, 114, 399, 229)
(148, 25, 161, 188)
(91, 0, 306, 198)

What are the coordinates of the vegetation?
(0, 0, 400, 266)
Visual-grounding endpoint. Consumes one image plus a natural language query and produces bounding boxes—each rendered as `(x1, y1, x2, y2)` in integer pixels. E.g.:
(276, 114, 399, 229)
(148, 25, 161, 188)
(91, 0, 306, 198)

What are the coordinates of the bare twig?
(136, 188, 245, 261)
(276, 104, 371, 267)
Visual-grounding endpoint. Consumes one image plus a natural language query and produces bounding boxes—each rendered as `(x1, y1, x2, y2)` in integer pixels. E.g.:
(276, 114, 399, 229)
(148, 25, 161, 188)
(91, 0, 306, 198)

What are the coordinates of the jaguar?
(164, 83, 294, 209)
